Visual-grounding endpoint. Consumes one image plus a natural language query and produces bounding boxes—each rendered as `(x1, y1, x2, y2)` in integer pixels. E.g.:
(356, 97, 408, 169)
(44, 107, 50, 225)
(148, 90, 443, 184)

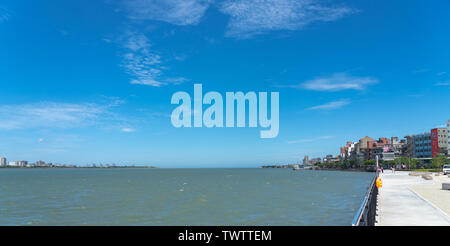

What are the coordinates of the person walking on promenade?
(392, 167, 395, 174)
(381, 167, 384, 173)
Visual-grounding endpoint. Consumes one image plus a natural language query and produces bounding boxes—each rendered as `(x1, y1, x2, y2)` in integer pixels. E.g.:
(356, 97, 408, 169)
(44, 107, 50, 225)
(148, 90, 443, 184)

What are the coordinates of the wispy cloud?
(123, 32, 151, 51)
(437, 72, 447, 76)
(120, 32, 189, 87)
(288, 135, 333, 144)
(407, 94, 423, 98)
(306, 99, 350, 110)
(412, 68, 429, 74)
(0, 101, 122, 130)
(123, 0, 211, 26)
(121, 127, 136, 133)
(219, 0, 356, 39)
(435, 82, 450, 86)
(0, 7, 12, 23)
(294, 72, 378, 91)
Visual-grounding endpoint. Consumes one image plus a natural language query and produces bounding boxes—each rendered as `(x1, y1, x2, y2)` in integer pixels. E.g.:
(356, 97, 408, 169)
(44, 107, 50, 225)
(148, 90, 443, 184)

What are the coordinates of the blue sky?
(0, 0, 449, 167)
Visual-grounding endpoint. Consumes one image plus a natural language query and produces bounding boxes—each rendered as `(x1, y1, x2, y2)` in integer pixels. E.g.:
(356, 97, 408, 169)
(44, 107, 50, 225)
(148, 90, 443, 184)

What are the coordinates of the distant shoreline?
(0, 166, 158, 169)
(261, 165, 376, 173)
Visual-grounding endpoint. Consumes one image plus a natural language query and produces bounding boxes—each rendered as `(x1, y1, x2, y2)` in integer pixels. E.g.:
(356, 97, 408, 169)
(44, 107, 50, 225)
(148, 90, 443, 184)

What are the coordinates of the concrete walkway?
(376, 171, 450, 226)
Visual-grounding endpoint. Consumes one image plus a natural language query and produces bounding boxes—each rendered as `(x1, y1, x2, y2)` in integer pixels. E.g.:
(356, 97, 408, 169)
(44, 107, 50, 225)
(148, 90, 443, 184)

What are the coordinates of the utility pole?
(408, 154, 411, 170)
(376, 155, 379, 175)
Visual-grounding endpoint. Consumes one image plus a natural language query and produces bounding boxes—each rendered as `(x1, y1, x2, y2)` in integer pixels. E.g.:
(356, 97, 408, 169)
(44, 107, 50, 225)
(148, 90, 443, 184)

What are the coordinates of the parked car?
(443, 165, 450, 175)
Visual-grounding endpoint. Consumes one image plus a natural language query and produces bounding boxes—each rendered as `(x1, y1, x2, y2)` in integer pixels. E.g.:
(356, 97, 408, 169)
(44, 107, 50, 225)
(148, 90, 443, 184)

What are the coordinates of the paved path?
(376, 171, 450, 226)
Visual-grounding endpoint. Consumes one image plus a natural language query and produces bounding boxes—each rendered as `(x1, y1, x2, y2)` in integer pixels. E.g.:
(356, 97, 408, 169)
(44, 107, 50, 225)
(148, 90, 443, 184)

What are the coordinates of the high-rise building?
(18, 160, 28, 167)
(36, 160, 46, 166)
(0, 157, 6, 167)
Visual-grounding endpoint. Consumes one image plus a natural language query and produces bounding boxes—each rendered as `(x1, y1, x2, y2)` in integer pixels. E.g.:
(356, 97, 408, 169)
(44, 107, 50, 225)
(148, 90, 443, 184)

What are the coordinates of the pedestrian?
(381, 167, 384, 173)
(392, 167, 395, 174)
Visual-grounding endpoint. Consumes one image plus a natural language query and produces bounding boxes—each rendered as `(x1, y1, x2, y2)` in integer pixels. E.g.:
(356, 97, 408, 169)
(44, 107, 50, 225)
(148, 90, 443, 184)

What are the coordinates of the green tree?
(446, 157, 450, 165)
(408, 158, 417, 169)
(397, 157, 409, 165)
(364, 160, 376, 166)
(383, 160, 395, 168)
(431, 154, 446, 169)
(343, 160, 351, 169)
(416, 159, 424, 169)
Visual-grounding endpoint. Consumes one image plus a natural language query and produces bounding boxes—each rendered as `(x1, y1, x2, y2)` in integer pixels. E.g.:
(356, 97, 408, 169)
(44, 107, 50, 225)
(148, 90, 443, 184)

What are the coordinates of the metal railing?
(351, 173, 379, 226)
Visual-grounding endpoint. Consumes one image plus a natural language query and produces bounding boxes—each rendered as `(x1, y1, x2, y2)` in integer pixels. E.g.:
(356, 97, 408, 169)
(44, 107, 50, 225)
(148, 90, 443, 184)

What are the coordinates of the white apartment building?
(8, 161, 18, 167)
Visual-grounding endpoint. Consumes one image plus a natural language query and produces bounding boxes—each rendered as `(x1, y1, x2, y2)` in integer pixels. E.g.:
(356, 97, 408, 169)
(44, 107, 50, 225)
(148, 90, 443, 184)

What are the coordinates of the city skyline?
(1, 1, 450, 167)
(1, 119, 448, 168)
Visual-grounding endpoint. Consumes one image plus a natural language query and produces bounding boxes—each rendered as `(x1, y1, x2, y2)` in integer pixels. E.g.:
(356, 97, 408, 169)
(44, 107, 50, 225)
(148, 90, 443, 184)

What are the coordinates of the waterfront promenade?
(376, 171, 450, 226)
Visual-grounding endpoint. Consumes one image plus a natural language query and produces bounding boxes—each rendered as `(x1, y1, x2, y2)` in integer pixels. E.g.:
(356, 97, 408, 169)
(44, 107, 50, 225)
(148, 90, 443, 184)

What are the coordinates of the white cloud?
(124, 0, 211, 26)
(164, 77, 190, 84)
(121, 127, 136, 133)
(220, 0, 356, 39)
(0, 101, 119, 130)
(306, 99, 349, 110)
(123, 33, 151, 51)
(121, 32, 189, 87)
(435, 82, 449, 86)
(288, 135, 333, 144)
(412, 68, 429, 74)
(0, 7, 12, 23)
(298, 72, 378, 91)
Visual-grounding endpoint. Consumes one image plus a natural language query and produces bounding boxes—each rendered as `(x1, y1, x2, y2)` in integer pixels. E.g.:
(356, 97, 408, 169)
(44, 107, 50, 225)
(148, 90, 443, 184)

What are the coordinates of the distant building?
(390, 137, 406, 157)
(340, 141, 357, 160)
(383, 152, 395, 161)
(359, 136, 375, 149)
(405, 135, 415, 157)
(391, 137, 399, 145)
(0, 157, 6, 167)
(448, 120, 450, 156)
(357, 136, 375, 160)
(414, 133, 432, 158)
(340, 136, 412, 161)
(372, 143, 397, 161)
(323, 155, 340, 163)
(8, 161, 18, 167)
(310, 158, 322, 165)
(360, 137, 392, 160)
(303, 155, 309, 165)
(18, 161, 28, 167)
(36, 160, 46, 167)
(431, 128, 448, 157)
